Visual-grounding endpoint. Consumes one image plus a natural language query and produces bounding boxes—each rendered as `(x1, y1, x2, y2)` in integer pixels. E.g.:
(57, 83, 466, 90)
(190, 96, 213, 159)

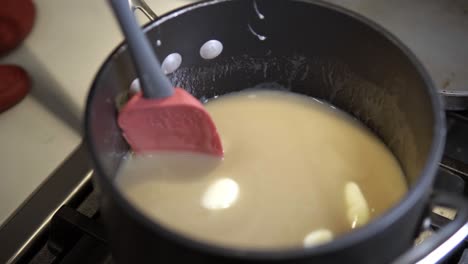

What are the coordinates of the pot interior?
(87, 0, 438, 214)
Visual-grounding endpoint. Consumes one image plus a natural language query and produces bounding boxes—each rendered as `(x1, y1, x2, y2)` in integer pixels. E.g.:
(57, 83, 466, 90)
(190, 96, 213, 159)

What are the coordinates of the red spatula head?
(118, 88, 223, 157)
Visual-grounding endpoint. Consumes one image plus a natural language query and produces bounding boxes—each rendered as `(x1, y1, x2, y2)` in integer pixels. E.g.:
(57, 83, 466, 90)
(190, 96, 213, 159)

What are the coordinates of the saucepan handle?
(129, 0, 158, 21)
(392, 192, 468, 264)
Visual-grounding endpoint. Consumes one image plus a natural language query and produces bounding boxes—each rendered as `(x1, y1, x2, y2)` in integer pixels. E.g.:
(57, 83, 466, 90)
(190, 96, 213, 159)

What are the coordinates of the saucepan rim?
(85, 0, 446, 260)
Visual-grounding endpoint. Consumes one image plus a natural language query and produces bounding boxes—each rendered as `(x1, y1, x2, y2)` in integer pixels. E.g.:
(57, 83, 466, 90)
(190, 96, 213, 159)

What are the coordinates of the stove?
(0, 112, 467, 264)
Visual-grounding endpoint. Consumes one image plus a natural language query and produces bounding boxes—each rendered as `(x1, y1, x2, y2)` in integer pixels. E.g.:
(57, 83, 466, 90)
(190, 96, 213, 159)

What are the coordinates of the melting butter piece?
(303, 229, 334, 248)
(345, 182, 370, 229)
(201, 178, 239, 210)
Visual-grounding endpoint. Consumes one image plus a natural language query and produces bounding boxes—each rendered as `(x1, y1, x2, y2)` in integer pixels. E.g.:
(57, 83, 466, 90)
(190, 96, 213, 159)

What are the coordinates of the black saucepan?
(85, 0, 468, 263)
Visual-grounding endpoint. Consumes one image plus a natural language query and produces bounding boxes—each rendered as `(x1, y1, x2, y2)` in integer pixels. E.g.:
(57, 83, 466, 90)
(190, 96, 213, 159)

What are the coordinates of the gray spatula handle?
(109, 0, 173, 99)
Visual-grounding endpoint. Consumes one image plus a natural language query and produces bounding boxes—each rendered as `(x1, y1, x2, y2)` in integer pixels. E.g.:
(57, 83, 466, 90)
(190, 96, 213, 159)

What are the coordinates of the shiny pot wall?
(85, 0, 447, 263)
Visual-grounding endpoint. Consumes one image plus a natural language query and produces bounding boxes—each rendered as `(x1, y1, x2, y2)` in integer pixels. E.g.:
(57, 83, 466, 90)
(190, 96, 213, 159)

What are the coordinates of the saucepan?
(85, 0, 468, 263)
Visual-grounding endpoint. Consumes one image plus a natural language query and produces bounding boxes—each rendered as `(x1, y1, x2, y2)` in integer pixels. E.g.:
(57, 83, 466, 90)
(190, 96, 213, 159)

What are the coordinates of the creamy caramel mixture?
(116, 90, 407, 249)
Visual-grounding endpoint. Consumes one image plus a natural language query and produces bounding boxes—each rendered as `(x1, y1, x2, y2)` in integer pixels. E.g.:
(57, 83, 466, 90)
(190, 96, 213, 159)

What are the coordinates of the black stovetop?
(0, 112, 467, 264)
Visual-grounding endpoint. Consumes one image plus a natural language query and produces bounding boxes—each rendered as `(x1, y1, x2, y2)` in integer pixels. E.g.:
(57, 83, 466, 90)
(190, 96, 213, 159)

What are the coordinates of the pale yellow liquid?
(116, 90, 407, 249)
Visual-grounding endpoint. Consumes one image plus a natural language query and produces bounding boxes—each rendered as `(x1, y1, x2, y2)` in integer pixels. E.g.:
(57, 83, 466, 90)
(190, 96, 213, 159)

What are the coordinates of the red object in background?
(0, 0, 36, 55)
(0, 65, 31, 112)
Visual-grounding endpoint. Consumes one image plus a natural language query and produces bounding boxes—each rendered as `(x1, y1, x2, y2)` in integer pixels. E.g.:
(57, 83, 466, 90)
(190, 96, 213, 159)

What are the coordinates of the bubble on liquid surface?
(200, 40, 223, 60)
(129, 78, 141, 94)
(202, 178, 239, 210)
(161, 53, 182, 74)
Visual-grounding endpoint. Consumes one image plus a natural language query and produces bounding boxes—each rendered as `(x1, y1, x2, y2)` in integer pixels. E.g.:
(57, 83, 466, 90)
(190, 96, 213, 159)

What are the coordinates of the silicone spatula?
(109, 0, 223, 156)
